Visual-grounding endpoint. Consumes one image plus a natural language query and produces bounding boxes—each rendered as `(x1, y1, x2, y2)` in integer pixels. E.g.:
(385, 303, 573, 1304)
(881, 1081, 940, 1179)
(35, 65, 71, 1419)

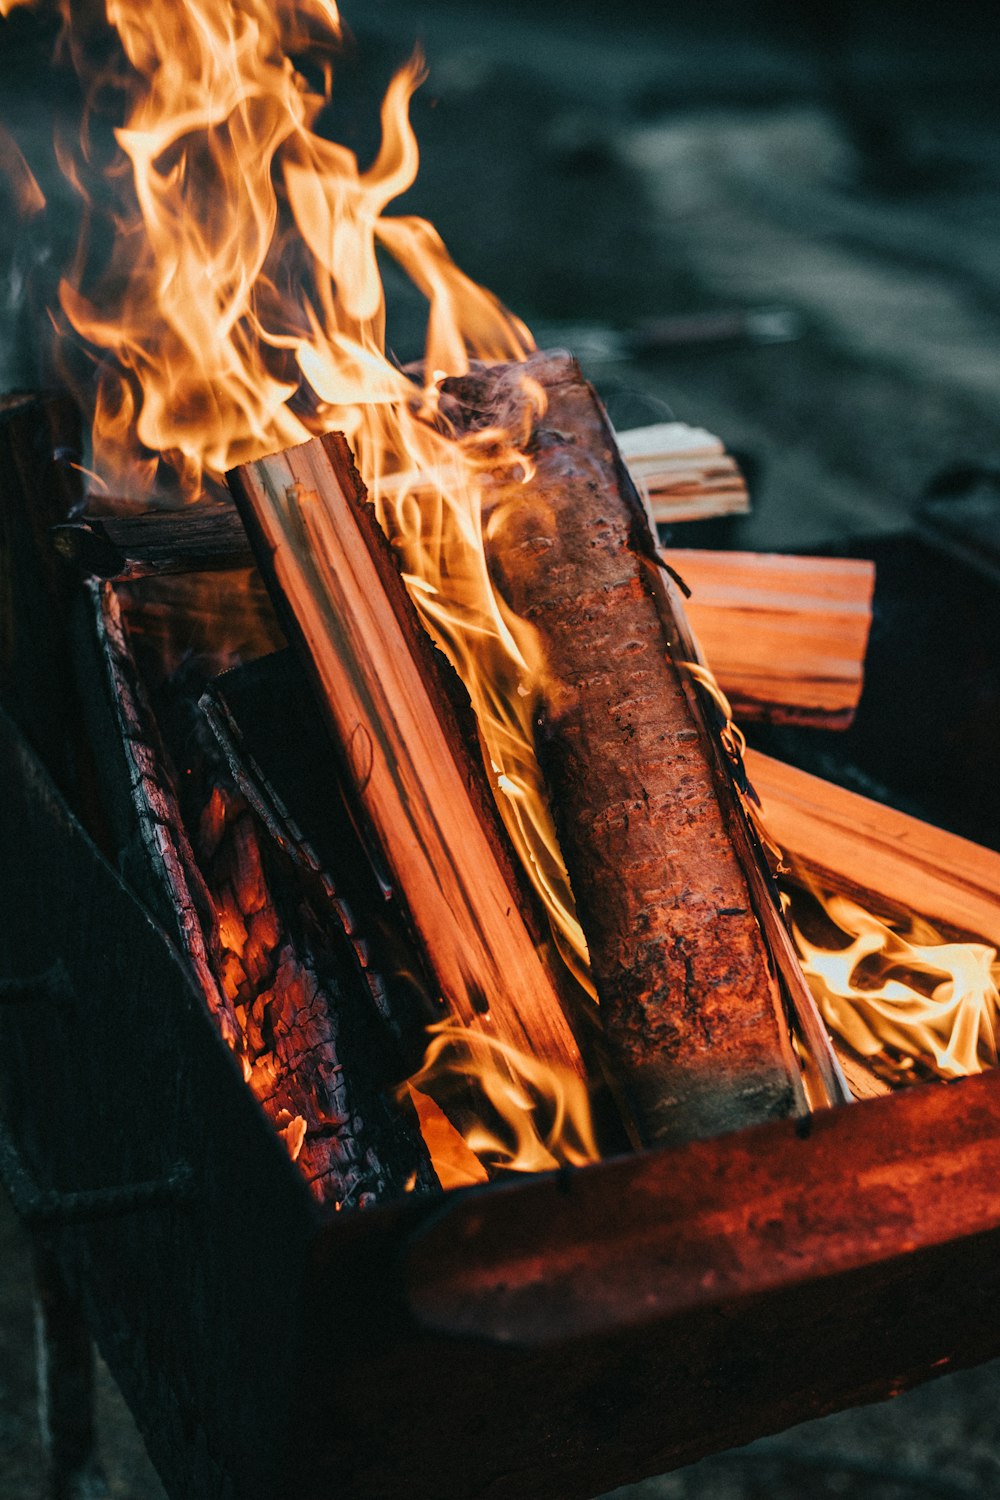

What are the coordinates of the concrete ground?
(4, 2, 1000, 1496)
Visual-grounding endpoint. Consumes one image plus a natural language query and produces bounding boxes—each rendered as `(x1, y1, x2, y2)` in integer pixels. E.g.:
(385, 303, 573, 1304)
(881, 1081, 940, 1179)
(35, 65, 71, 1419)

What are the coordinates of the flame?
(405, 1020, 600, 1180)
(788, 886, 1000, 1084)
(682, 653, 1000, 1091)
(12, 0, 597, 1179)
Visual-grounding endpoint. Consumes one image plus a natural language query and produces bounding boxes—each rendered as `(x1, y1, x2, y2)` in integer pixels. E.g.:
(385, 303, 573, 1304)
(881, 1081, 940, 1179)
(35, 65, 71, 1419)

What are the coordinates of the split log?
(446, 351, 815, 1145)
(746, 747, 1000, 949)
(228, 434, 589, 1094)
(671, 549, 874, 729)
(615, 422, 749, 525)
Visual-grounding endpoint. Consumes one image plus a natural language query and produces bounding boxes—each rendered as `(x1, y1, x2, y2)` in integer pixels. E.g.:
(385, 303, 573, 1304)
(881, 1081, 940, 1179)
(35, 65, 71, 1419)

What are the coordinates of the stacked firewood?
(21, 363, 1000, 1200)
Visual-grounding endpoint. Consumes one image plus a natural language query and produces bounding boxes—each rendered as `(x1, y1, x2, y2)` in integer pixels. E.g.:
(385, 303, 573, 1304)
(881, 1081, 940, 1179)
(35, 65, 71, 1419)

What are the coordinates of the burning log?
(674, 549, 874, 729)
(52, 504, 251, 579)
(747, 748, 1000, 948)
(72, 571, 435, 1207)
(228, 433, 590, 1098)
(444, 352, 812, 1145)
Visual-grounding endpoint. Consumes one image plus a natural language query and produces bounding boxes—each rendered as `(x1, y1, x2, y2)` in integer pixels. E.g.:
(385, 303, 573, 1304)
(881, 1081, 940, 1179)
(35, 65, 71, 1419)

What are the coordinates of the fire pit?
(3, 3, 1000, 1498)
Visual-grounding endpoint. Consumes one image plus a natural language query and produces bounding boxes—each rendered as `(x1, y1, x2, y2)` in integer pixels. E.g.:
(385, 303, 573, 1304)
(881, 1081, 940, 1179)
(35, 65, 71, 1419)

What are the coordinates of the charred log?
(76, 573, 435, 1207)
(52, 504, 253, 580)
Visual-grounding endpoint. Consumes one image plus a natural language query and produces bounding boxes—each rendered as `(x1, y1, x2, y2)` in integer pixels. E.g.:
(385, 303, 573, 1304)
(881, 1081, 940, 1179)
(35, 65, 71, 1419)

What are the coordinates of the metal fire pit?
(4, 700, 1000, 1500)
(4, 392, 1000, 1500)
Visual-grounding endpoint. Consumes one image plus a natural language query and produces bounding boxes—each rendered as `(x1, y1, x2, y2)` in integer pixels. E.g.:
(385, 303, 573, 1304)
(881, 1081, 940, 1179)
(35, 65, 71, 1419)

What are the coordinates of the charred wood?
(201, 647, 435, 1076)
(77, 574, 434, 1206)
(52, 504, 253, 580)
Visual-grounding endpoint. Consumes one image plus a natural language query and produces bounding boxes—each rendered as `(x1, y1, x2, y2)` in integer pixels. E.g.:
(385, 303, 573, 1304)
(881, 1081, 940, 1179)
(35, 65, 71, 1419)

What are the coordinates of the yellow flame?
(30, 0, 595, 1178)
(405, 1020, 600, 1180)
(683, 656, 1000, 1090)
(789, 888, 1000, 1082)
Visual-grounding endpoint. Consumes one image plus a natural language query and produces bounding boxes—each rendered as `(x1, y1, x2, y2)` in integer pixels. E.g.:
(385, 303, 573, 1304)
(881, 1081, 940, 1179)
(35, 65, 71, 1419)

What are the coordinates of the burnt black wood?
(203, 648, 436, 1071)
(52, 505, 253, 581)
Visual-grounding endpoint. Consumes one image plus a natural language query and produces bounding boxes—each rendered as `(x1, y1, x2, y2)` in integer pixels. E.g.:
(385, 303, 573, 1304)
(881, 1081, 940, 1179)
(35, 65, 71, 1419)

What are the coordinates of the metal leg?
(32, 1244, 110, 1500)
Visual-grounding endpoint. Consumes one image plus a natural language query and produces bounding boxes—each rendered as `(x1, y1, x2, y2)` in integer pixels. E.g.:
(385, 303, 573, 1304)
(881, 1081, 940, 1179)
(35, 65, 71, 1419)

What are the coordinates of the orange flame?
(25, 0, 596, 1179)
(789, 887, 1000, 1083)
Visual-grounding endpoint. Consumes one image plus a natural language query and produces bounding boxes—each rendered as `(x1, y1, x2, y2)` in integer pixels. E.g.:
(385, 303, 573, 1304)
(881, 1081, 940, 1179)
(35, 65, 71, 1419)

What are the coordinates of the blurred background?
(3, 0, 1000, 1495)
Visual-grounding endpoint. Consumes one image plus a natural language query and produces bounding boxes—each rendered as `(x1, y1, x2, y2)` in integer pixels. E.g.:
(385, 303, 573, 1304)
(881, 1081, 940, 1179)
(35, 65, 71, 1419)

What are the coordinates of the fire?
(8, 0, 992, 1194)
(10, 0, 594, 1179)
(683, 650, 1000, 1092)
(787, 885, 1000, 1084)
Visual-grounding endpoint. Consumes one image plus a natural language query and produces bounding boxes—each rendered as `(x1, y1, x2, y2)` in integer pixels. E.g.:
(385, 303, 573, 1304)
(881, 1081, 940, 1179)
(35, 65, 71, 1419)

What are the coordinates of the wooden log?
(447, 351, 811, 1145)
(228, 433, 589, 1093)
(616, 422, 750, 524)
(670, 549, 874, 729)
(52, 506, 253, 579)
(745, 747, 1000, 948)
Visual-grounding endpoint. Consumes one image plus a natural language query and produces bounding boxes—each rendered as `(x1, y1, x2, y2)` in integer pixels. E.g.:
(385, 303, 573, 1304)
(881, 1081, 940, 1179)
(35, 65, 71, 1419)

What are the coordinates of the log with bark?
(441, 351, 829, 1144)
(228, 434, 590, 1103)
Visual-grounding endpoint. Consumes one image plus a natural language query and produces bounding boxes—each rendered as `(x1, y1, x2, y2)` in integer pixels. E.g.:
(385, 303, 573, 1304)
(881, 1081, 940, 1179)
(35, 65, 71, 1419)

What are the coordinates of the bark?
(448, 351, 808, 1144)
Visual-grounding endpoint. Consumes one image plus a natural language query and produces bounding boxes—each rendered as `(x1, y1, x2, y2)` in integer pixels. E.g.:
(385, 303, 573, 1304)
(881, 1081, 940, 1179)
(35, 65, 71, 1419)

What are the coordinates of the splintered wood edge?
(747, 748, 1000, 951)
(229, 436, 586, 1081)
